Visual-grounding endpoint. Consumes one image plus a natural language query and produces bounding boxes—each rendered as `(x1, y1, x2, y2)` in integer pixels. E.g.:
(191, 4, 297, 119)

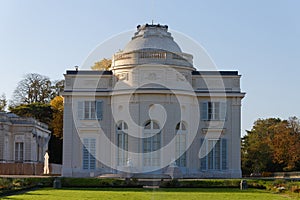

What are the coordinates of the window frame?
(78, 100, 103, 120)
(82, 138, 96, 170)
(116, 121, 128, 166)
(201, 101, 227, 121)
(200, 138, 227, 171)
(175, 122, 187, 167)
(143, 120, 161, 167)
(14, 142, 24, 162)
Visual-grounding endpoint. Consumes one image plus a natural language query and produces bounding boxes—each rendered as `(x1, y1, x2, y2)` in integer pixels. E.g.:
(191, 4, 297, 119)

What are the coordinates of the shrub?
(0, 177, 54, 196)
(261, 172, 273, 177)
(60, 178, 140, 188)
(161, 179, 242, 188)
(160, 179, 180, 187)
(0, 178, 13, 190)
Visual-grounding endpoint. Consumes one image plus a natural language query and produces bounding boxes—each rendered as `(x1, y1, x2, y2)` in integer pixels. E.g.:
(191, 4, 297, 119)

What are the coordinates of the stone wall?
(0, 163, 62, 175)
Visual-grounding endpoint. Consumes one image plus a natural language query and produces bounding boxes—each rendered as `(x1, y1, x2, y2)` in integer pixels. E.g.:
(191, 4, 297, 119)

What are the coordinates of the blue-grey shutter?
(221, 138, 227, 170)
(220, 102, 227, 120)
(82, 138, 89, 169)
(200, 138, 207, 170)
(89, 138, 96, 170)
(201, 102, 208, 120)
(83, 138, 96, 170)
(96, 100, 103, 120)
(78, 101, 84, 120)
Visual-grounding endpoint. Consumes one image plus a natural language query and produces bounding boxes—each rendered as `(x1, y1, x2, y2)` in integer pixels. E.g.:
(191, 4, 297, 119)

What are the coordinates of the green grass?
(1, 188, 293, 200)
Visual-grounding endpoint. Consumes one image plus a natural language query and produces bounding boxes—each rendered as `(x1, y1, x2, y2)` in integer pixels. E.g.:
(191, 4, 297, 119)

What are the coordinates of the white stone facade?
(0, 112, 51, 163)
(62, 24, 245, 178)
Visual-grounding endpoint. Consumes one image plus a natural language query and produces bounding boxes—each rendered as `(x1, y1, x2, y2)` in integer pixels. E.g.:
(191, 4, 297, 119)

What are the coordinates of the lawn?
(1, 188, 293, 200)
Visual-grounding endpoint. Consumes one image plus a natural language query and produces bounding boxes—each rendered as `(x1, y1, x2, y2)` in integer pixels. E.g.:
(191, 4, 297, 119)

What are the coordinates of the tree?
(91, 58, 112, 70)
(242, 117, 300, 175)
(9, 103, 52, 124)
(242, 118, 283, 175)
(10, 74, 65, 164)
(51, 80, 65, 99)
(0, 93, 7, 111)
(288, 116, 300, 134)
(48, 96, 64, 164)
(12, 73, 52, 105)
(50, 96, 63, 139)
(271, 118, 300, 171)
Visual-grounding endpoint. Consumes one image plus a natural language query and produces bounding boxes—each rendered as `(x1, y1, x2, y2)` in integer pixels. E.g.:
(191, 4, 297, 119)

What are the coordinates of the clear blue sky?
(0, 0, 299, 134)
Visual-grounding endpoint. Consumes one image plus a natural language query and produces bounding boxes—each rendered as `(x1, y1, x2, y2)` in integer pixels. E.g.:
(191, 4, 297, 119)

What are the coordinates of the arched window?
(143, 120, 161, 167)
(116, 121, 128, 166)
(175, 121, 187, 167)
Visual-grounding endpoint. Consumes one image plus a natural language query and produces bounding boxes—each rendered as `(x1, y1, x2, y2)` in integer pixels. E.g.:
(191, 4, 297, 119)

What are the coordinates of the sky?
(0, 0, 299, 135)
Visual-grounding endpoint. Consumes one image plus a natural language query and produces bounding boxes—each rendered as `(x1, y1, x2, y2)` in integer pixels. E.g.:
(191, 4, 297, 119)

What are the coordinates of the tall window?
(116, 121, 128, 166)
(82, 138, 96, 170)
(200, 138, 227, 171)
(143, 120, 161, 167)
(15, 142, 24, 161)
(78, 100, 103, 120)
(201, 102, 226, 121)
(175, 122, 187, 167)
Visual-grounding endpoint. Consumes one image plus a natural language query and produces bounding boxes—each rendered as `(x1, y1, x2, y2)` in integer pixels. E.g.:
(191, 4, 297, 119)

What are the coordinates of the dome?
(112, 24, 194, 69)
(123, 24, 182, 53)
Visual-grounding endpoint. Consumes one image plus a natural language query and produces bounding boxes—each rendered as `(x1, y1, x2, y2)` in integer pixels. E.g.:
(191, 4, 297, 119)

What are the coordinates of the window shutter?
(82, 138, 96, 170)
(78, 101, 84, 120)
(201, 102, 208, 120)
(89, 139, 96, 170)
(82, 138, 89, 169)
(96, 100, 103, 120)
(200, 138, 207, 170)
(221, 138, 227, 170)
(220, 102, 227, 120)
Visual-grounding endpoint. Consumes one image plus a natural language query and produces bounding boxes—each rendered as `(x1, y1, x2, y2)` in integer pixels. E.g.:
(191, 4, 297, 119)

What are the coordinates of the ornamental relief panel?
(116, 72, 129, 81)
(145, 72, 159, 80)
(140, 70, 164, 84)
(176, 73, 185, 81)
(97, 80, 108, 88)
(15, 135, 24, 142)
(66, 78, 72, 86)
(176, 72, 189, 82)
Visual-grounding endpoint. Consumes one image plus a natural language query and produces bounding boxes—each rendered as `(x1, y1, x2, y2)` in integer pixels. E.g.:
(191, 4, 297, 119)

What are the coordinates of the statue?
(43, 151, 49, 174)
(126, 158, 133, 168)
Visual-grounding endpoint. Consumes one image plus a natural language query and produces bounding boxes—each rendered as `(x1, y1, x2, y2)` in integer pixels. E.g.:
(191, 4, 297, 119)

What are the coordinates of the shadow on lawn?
(0, 187, 48, 199)
(56, 187, 264, 193)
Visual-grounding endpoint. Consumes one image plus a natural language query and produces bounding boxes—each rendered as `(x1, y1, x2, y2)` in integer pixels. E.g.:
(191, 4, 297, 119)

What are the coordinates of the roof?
(123, 24, 182, 53)
(0, 112, 49, 129)
(66, 70, 113, 75)
(65, 70, 238, 76)
(192, 71, 239, 76)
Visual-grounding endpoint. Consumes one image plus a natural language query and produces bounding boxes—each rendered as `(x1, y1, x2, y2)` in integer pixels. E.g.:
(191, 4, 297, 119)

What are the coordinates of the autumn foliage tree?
(50, 96, 63, 139)
(91, 58, 112, 70)
(271, 118, 300, 171)
(242, 117, 300, 175)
